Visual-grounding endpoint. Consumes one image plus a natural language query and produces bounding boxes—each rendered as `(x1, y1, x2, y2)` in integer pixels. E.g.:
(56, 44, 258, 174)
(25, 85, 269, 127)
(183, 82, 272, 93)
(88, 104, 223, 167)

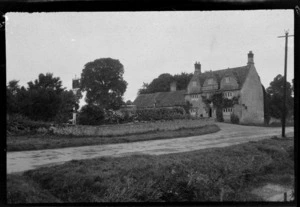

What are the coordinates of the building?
(134, 51, 264, 124)
(186, 51, 264, 124)
(133, 82, 186, 109)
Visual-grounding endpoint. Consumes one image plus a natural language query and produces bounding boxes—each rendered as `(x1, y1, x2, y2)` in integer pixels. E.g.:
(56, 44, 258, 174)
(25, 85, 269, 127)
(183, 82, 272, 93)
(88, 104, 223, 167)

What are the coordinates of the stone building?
(186, 51, 264, 124)
(133, 82, 186, 109)
(134, 51, 264, 124)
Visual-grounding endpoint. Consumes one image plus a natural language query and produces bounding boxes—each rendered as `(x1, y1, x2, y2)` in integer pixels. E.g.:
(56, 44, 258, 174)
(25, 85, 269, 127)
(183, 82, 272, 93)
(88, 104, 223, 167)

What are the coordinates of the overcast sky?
(6, 10, 294, 105)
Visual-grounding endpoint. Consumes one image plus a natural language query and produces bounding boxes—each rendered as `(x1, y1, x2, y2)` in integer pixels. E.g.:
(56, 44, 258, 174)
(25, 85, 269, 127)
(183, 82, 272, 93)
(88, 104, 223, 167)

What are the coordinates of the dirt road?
(7, 123, 293, 174)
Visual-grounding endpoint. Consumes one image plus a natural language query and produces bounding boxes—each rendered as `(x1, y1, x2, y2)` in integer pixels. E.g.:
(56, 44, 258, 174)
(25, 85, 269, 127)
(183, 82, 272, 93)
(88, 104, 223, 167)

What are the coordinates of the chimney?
(194, 62, 201, 74)
(170, 81, 177, 92)
(247, 51, 254, 65)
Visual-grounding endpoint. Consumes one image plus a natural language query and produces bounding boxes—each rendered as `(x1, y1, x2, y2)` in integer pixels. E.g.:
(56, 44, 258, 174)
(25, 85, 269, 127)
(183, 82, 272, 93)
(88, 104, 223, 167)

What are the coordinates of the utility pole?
(278, 31, 294, 137)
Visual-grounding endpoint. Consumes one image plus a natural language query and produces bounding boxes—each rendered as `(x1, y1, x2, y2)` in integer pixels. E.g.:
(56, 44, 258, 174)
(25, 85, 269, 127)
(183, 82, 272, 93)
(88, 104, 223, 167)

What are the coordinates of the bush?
(216, 108, 224, 122)
(77, 105, 105, 125)
(135, 107, 186, 121)
(230, 114, 239, 124)
(7, 114, 52, 135)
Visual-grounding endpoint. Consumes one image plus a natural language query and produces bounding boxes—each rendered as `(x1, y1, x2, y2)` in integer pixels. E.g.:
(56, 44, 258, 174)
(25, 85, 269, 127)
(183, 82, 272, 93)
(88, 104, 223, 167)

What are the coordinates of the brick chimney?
(194, 62, 201, 74)
(247, 51, 254, 65)
(170, 81, 177, 92)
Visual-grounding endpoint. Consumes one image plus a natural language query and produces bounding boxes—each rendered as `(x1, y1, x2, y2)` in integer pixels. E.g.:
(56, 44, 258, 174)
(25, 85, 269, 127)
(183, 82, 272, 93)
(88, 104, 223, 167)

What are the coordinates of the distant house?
(133, 81, 187, 109)
(134, 51, 264, 124)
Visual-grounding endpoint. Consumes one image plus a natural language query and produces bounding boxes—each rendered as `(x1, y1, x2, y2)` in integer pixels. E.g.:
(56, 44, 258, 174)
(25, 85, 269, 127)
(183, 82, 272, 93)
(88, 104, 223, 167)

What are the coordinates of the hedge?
(135, 107, 187, 121)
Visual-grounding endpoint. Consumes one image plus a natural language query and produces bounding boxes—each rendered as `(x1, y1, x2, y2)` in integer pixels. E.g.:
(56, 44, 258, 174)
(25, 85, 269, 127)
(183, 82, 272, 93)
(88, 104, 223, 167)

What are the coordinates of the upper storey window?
(207, 79, 213, 85)
(225, 77, 230, 83)
(192, 81, 197, 87)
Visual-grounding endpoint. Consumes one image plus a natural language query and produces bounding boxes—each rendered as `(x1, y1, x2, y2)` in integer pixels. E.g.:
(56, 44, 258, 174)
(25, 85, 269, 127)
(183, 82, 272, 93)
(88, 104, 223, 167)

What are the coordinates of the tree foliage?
(266, 74, 294, 119)
(125, 100, 133, 105)
(80, 58, 127, 110)
(7, 73, 77, 123)
(138, 72, 193, 94)
(7, 80, 21, 114)
(77, 104, 105, 125)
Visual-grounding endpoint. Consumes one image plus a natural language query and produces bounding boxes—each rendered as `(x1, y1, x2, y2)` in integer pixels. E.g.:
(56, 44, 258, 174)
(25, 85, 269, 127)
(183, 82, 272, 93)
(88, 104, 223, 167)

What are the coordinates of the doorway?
(209, 108, 212, 117)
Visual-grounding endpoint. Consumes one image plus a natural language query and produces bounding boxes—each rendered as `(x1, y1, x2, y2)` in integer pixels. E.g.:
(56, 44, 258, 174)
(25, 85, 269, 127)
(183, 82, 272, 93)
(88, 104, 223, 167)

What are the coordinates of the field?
(7, 136, 294, 203)
(7, 119, 219, 152)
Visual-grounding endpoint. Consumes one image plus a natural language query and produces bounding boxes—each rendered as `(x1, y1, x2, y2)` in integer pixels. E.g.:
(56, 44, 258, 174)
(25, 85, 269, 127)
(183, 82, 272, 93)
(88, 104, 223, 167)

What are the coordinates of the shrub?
(216, 108, 224, 122)
(230, 114, 239, 124)
(77, 104, 105, 125)
(7, 114, 52, 135)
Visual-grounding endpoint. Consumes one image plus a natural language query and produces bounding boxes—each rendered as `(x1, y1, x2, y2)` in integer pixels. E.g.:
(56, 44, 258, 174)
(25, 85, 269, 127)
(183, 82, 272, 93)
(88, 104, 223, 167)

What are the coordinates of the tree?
(80, 58, 128, 110)
(10, 73, 76, 122)
(126, 100, 133, 105)
(266, 74, 294, 119)
(138, 82, 149, 95)
(7, 80, 21, 114)
(21, 73, 65, 121)
(55, 90, 77, 123)
(77, 104, 105, 125)
(138, 72, 193, 94)
(173, 72, 194, 91)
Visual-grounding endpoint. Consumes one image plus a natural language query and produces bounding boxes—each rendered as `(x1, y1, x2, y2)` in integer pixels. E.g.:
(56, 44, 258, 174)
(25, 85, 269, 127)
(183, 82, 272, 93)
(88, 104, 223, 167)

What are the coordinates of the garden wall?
(51, 118, 214, 137)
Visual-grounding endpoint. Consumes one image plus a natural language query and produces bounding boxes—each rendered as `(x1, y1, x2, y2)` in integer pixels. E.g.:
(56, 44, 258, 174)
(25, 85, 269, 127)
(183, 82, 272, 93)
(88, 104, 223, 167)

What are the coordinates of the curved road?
(7, 123, 293, 174)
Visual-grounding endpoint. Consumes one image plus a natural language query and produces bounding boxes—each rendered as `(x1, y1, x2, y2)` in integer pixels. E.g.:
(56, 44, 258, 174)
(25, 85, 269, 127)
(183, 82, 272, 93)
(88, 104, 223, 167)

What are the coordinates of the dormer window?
(192, 81, 197, 87)
(225, 77, 230, 83)
(207, 79, 213, 84)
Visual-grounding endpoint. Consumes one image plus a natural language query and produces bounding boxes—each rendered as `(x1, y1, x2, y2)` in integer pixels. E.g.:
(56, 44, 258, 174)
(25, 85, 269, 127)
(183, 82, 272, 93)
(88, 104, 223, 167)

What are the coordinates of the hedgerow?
(135, 107, 187, 121)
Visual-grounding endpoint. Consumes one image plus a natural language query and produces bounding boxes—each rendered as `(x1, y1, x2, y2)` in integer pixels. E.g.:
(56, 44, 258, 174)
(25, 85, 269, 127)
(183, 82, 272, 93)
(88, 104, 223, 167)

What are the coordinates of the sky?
(6, 10, 294, 106)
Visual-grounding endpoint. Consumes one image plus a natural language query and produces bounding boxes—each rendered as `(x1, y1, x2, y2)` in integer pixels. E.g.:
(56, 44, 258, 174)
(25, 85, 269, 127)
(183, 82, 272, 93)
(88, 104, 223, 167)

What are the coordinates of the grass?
(7, 137, 294, 203)
(7, 124, 220, 152)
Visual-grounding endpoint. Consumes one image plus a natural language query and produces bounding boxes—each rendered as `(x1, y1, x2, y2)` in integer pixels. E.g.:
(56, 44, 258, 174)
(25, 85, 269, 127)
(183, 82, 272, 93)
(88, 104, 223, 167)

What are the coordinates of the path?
(7, 123, 293, 173)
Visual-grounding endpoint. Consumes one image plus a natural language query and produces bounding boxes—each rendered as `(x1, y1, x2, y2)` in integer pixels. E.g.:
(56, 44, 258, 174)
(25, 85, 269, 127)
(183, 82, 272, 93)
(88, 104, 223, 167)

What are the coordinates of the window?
(207, 79, 213, 84)
(223, 108, 233, 113)
(225, 77, 230, 83)
(192, 81, 197, 87)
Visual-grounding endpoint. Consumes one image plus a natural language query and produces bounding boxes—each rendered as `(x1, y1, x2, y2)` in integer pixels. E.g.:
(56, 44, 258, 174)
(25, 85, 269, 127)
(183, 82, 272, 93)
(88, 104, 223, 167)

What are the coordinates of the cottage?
(186, 51, 264, 124)
(133, 82, 186, 109)
(134, 51, 264, 124)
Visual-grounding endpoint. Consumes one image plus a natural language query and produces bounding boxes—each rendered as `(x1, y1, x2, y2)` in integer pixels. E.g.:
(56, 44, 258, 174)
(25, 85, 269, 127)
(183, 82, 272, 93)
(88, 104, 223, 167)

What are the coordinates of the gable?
(198, 65, 251, 90)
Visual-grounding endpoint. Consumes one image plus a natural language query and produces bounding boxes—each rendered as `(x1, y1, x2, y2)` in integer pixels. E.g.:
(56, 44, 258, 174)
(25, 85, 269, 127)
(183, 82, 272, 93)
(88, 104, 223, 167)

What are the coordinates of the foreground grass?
(7, 124, 220, 152)
(7, 137, 294, 203)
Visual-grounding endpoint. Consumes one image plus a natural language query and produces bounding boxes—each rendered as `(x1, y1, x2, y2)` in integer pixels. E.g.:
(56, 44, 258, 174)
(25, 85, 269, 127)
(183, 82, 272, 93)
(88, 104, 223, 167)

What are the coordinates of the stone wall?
(239, 65, 264, 124)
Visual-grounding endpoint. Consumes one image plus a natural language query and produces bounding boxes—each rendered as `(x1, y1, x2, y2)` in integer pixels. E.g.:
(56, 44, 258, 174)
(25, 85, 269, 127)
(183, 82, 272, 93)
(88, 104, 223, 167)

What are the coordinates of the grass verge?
(7, 124, 220, 152)
(7, 137, 294, 203)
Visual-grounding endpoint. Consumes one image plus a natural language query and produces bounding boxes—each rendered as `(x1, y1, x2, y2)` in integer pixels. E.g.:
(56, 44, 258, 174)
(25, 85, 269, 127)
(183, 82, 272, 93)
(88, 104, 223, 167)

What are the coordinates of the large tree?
(266, 74, 294, 119)
(138, 72, 193, 94)
(9, 73, 76, 122)
(80, 58, 127, 110)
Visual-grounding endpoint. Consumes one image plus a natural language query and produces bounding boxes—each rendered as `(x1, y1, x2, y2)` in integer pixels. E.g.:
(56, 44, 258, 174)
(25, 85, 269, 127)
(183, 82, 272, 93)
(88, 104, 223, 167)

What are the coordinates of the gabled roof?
(197, 65, 251, 88)
(133, 90, 186, 108)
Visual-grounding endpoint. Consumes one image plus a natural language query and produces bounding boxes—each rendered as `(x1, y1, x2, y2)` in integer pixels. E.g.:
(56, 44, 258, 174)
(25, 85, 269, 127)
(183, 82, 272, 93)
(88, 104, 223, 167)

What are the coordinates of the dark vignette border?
(0, 0, 299, 206)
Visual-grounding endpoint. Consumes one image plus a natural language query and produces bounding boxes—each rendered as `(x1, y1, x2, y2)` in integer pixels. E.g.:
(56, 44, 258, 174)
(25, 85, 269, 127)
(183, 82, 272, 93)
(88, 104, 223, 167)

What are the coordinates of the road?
(7, 123, 293, 174)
